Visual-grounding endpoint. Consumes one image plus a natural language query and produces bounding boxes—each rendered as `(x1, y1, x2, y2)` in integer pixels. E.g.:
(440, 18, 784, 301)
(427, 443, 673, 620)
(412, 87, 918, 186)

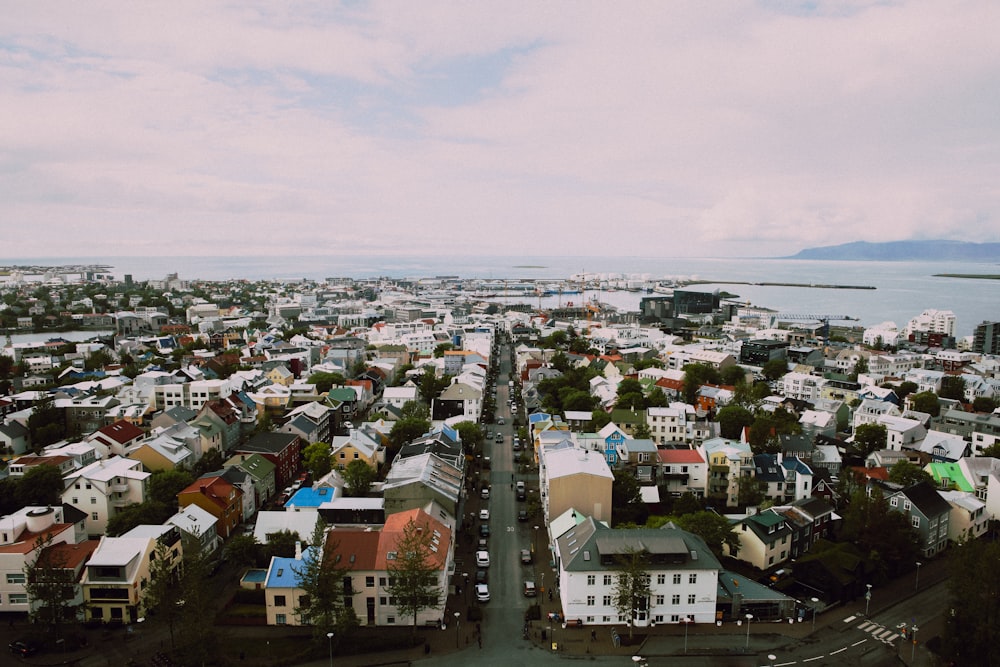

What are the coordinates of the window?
(379, 597, 387, 605)
(912, 516, 920, 528)
(657, 574, 666, 585)
(6, 573, 26, 584)
(274, 595, 287, 607)
(673, 574, 681, 585)
(366, 577, 375, 588)
(91, 513, 98, 521)
(379, 577, 387, 587)
(587, 595, 595, 606)
(890, 497, 898, 507)
(587, 575, 595, 586)
(903, 500, 912, 511)
(688, 574, 697, 584)
(276, 614, 286, 625)
(604, 575, 613, 585)
(91, 607, 103, 619)
(671, 594, 680, 605)
(687, 594, 696, 605)
(655, 595, 664, 605)
(91, 497, 97, 504)
(72, 497, 78, 504)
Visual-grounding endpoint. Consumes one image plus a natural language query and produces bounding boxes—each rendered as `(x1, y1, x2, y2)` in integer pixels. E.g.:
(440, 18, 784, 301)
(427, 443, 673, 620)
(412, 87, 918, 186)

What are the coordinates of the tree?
(27, 395, 65, 448)
(973, 396, 998, 413)
(646, 387, 669, 408)
(192, 448, 224, 477)
(615, 378, 647, 410)
(106, 500, 174, 536)
(672, 492, 702, 517)
(761, 358, 788, 382)
(224, 533, 261, 569)
(262, 529, 301, 560)
(981, 442, 1000, 458)
(838, 487, 920, 582)
(737, 475, 766, 507)
(942, 539, 1000, 665)
(303, 441, 333, 478)
(24, 533, 77, 634)
(307, 371, 346, 394)
(16, 464, 65, 506)
(297, 521, 356, 641)
(612, 470, 646, 526)
(717, 405, 753, 440)
(416, 371, 451, 404)
(682, 364, 720, 405)
(939, 375, 966, 401)
(612, 547, 652, 641)
(589, 409, 612, 431)
(909, 391, 940, 417)
(432, 342, 454, 358)
(342, 459, 377, 496)
(720, 365, 748, 387)
(454, 421, 485, 456)
(400, 400, 429, 421)
(672, 511, 741, 558)
(888, 460, 933, 487)
(732, 381, 770, 410)
(384, 518, 443, 636)
(148, 469, 194, 505)
(853, 423, 888, 457)
(143, 540, 185, 649)
(632, 423, 651, 440)
(849, 356, 868, 381)
(895, 381, 918, 401)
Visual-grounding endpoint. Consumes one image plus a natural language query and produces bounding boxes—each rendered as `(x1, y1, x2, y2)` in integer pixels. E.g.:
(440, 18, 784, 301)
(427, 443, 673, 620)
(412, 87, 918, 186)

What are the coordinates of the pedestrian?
(478, 635, 482, 649)
(548, 590, 553, 601)
(591, 629, 596, 642)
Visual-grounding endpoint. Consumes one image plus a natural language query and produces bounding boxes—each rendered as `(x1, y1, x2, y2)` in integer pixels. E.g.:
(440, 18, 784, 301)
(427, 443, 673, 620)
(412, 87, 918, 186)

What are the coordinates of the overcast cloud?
(2, 1, 998, 258)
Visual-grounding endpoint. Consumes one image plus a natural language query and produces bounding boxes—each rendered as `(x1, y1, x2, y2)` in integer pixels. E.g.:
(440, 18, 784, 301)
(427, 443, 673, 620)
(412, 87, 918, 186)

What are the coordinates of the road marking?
(803, 656, 823, 662)
(843, 615, 857, 623)
(883, 633, 899, 644)
(830, 648, 847, 654)
(851, 639, 867, 647)
(857, 621, 875, 631)
(874, 629, 893, 640)
(774, 662, 798, 666)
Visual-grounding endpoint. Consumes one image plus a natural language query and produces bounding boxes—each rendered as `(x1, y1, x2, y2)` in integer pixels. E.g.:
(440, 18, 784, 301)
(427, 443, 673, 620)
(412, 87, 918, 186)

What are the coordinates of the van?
(523, 581, 537, 597)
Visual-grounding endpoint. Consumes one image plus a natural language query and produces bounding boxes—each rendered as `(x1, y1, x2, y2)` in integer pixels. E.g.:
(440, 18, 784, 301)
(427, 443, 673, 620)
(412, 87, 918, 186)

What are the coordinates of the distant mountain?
(785, 240, 1000, 261)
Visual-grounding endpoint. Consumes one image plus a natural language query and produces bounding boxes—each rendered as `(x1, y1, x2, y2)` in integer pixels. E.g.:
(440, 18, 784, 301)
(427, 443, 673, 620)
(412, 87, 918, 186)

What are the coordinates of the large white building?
(61, 456, 150, 537)
(906, 309, 956, 338)
(555, 518, 721, 627)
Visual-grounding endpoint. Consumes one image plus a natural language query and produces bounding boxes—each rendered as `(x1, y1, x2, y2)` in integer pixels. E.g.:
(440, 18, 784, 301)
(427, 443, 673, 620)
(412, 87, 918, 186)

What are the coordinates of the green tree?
(27, 395, 65, 448)
(343, 459, 377, 497)
(849, 356, 868, 381)
(732, 381, 770, 410)
(262, 529, 302, 560)
(672, 492, 702, 517)
(853, 423, 888, 457)
(888, 460, 933, 487)
(973, 396, 998, 413)
(106, 501, 174, 536)
(632, 423, 651, 440)
(939, 375, 966, 401)
(895, 381, 919, 401)
(909, 391, 940, 417)
(720, 365, 748, 387)
(384, 518, 443, 636)
(589, 409, 612, 431)
(297, 521, 357, 640)
(454, 421, 485, 456)
(717, 405, 754, 440)
(192, 448, 225, 477)
(307, 371, 346, 394)
(16, 464, 65, 506)
(612, 470, 646, 526)
(612, 547, 652, 641)
(432, 342, 454, 358)
(303, 441, 333, 478)
(672, 511, 741, 558)
(761, 358, 788, 382)
(981, 442, 1000, 458)
(223, 533, 261, 569)
(143, 540, 184, 648)
(737, 475, 767, 507)
(838, 487, 920, 582)
(682, 363, 720, 405)
(615, 378, 647, 410)
(646, 387, 669, 408)
(942, 539, 1000, 665)
(24, 533, 77, 634)
(417, 371, 451, 404)
(148, 469, 194, 505)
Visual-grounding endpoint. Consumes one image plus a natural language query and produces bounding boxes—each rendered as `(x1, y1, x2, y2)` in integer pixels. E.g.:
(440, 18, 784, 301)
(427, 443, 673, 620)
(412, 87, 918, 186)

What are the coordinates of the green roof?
(925, 462, 973, 492)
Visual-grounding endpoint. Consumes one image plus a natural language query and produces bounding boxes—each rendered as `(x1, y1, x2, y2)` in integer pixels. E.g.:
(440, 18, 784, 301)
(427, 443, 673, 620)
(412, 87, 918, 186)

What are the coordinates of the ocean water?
(2, 255, 997, 338)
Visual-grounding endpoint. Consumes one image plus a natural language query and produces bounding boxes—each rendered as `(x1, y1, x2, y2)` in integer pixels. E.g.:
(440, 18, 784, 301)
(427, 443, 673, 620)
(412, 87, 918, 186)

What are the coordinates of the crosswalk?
(854, 619, 900, 645)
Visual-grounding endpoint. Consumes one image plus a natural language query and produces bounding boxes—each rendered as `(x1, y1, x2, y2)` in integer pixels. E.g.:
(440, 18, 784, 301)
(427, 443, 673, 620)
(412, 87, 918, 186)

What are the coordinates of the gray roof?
(559, 518, 721, 573)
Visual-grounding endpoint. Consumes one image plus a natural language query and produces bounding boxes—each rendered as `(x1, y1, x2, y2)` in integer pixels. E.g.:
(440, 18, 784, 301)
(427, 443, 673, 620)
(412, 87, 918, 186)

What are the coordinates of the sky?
(2, 1, 999, 259)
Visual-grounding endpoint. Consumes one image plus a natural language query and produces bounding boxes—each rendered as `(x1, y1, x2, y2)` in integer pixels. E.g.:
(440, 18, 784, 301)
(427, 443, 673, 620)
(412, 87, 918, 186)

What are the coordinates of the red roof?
(97, 420, 144, 444)
(657, 449, 705, 464)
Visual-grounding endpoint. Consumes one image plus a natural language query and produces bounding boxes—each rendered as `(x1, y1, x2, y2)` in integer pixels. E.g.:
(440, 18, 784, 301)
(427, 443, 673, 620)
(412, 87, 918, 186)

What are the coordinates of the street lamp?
(915, 562, 922, 591)
(326, 632, 334, 667)
(810, 597, 819, 631)
(682, 616, 693, 653)
(865, 584, 872, 617)
(745, 613, 753, 650)
(454, 611, 461, 648)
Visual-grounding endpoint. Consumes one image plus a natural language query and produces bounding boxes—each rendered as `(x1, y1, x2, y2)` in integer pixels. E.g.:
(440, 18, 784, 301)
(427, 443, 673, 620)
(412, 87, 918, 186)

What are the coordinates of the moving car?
(476, 583, 491, 602)
(495, 433, 503, 443)
(497, 417, 504, 425)
(520, 548, 532, 564)
(9, 640, 40, 657)
(523, 580, 537, 597)
(518, 509, 528, 522)
(476, 550, 490, 567)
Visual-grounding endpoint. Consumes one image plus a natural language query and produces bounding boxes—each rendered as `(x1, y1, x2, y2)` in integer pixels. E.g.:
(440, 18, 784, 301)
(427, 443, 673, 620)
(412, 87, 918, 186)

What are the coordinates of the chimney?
(295, 541, 302, 560)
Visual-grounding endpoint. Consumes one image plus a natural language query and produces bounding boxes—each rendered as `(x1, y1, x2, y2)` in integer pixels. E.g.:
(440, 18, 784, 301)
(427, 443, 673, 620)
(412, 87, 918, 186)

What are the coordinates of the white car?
(476, 583, 490, 603)
(476, 550, 490, 567)
(479, 508, 490, 520)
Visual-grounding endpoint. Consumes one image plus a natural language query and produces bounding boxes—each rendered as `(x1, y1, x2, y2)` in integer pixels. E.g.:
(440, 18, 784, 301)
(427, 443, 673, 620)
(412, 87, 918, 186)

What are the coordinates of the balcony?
(111, 482, 130, 493)
(111, 497, 131, 508)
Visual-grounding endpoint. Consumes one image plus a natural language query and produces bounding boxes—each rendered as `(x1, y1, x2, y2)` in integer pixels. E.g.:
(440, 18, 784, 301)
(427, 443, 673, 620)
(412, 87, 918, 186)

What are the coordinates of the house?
(937, 490, 989, 544)
(432, 380, 483, 422)
(166, 504, 221, 557)
(540, 445, 614, 525)
(177, 475, 243, 540)
(382, 453, 463, 519)
(85, 419, 146, 459)
(330, 425, 384, 470)
(236, 432, 302, 490)
(699, 438, 753, 507)
(61, 456, 151, 538)
(225, 452, 277, 508)
(646, 403, 696, 445)
(280, 401, 333, 444)
(555, 517, 721, 626)
(382, 386, 418, 410)
(886, 482, 952, 558)
(81, 527, 183, 625)
(656, 449, 708, 498)
(728, 512, 793, 571)
(0, 421, 30, 456)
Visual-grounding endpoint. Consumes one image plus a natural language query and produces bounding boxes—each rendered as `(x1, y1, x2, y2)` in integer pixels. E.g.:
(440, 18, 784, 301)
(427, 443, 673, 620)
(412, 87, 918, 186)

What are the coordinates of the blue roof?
(265, 548, 316, 588)
(529, 413, 551, 424)
(286, 486, 336, 508)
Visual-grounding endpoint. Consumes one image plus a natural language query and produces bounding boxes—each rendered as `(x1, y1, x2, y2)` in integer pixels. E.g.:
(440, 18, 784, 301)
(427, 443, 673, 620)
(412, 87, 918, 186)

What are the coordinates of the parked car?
(520, 548, 532, 564)
(476, 550, 490, 567)
(479, 523, 490, 538)
(516, 481, 525, 492)
(523, 580, 537, 597)
(479, 508, 490, 520)
(517, 490, 526, 502)
(518, 509, 528, 522)
(478, 536, 488, 549)
(481, 487, 490, 500)
(497, 417, 504, 425)
(9, 640, 40, 657)
(476, 568, 488, 584)
(476, 583, 491, 603)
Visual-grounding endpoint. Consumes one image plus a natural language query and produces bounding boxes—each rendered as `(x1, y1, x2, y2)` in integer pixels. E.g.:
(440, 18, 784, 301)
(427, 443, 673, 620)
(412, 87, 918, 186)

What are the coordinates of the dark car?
(476, 568, 488, 584)
(517, 490, 526, 501)
(9, 640, 40, 657)
(518, 509, 528, 522)
(479, 523, 490, 538)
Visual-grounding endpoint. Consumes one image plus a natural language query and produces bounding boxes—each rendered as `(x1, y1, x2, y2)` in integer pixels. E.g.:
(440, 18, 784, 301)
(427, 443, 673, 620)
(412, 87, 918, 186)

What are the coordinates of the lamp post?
(911, 624, 919, 662)
(865, 584, 872, 617)
(326, 632, 334, 667)
(915, 562, 922, 591)
(454, 611, 461, 648)
(810, 597, 819, 631)
(683, 616, 693, 653)
(745, 613, 753, 650)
